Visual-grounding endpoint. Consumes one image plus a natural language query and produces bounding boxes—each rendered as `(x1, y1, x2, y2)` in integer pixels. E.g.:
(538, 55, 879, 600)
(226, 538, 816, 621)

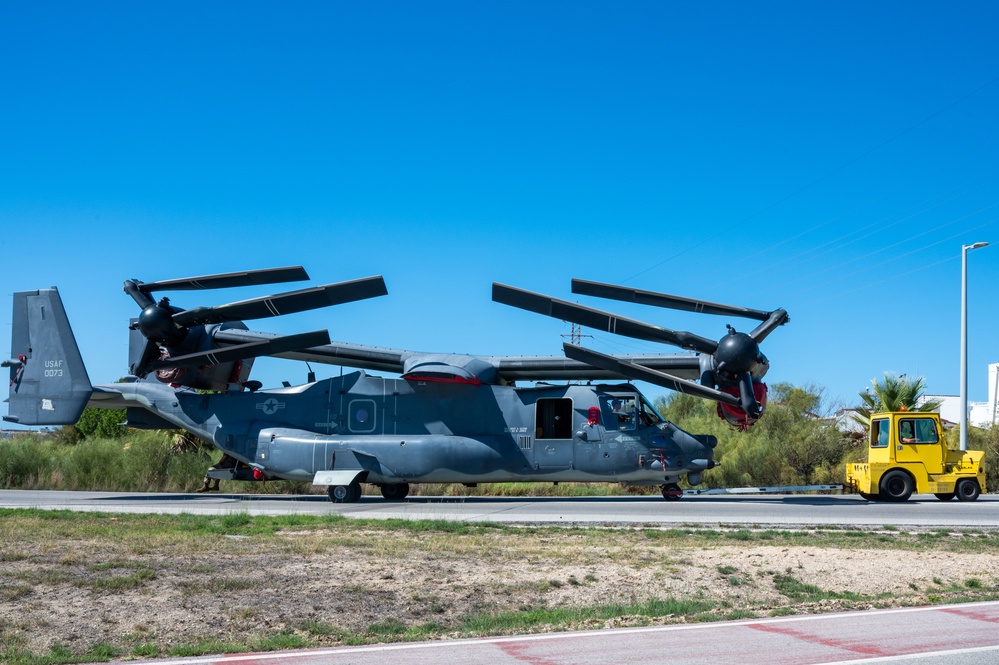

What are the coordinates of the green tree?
(851, 372, 942, 429)
(656, 383, 850, 488)
(73, 407, 127, 439)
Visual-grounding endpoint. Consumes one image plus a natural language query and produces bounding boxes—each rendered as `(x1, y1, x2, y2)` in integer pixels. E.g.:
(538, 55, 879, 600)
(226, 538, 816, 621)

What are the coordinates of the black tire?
(327, 481, 362, 503)
(879, 470, 913, 502)
(955, 479, 981, 502)
(934, 492, 955, 501)
(380, 483, 411, 501)
(661, 483, 683, 501)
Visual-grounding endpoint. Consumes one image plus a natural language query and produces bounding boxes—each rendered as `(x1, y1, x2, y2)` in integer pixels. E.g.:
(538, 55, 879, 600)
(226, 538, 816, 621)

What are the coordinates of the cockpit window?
(603, 395, 638, 430)
(639, 397, 664, 426)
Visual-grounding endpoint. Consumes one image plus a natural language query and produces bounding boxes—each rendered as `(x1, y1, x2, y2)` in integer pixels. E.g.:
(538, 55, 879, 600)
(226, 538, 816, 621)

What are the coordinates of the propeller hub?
(138, 304, 184, 345)
(713, 331, 762, 378)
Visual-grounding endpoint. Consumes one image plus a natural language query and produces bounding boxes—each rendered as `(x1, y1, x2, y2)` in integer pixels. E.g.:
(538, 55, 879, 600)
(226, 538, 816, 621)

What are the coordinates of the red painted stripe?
(747, 623, 890, 656)
(941, 607, 999, 623)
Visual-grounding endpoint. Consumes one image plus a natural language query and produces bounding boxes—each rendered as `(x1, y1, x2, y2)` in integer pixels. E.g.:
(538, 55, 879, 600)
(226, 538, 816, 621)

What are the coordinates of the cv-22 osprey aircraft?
(4, 267, 788, 501)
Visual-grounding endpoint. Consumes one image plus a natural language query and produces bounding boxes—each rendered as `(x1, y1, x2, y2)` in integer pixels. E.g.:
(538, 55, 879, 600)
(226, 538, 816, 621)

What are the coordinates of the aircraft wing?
(212, 328, 701, 383)
(212, 329, 408, 374)
(488, 354, 701, 382)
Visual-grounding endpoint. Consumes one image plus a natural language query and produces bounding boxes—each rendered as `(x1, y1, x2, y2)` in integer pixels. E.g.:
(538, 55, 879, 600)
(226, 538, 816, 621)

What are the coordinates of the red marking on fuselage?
(403, 374, 482, 386)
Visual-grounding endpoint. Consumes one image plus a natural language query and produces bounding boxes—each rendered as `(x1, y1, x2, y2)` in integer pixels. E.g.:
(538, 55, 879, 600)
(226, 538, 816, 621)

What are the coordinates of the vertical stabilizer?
(4, 288, 93, 425)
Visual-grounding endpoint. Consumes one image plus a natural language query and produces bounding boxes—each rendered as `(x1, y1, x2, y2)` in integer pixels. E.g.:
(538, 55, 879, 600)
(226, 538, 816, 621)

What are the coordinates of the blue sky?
(2, 1, 997, 416)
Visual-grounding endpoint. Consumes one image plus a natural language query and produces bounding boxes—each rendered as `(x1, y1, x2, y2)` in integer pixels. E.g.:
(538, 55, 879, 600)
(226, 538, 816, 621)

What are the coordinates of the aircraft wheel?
(380, 483, 410, 501)
(661, 483, 683, 501)
(327, 482, 362, 503)
(934, 492, 955, 501)
(879, 470, 913, 502)
(955, 479, 981, 502)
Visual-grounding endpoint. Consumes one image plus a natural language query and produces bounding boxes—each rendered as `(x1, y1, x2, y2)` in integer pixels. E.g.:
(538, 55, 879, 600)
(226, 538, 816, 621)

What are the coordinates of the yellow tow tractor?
(846, 409, 986, 501)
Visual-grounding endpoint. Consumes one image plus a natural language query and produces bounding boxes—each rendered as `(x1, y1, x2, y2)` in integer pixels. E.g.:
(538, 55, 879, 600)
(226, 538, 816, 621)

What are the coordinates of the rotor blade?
(563, 343, 741, 407)
(148, 330, 332, 371)
(136, 266, 311, 293)
(493, 283, 718, 354)
(748, 308, 789, 343)
(130, 339, 163, 378)
(571, 279, 774, 321)
(173, 276, 388, 327)
(735, 371, 763, 419)
(123, 280, 156, 309)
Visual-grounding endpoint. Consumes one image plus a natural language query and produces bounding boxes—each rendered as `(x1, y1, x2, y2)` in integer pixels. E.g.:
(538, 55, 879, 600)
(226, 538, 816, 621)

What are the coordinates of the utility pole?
(960, 241, 989, 451)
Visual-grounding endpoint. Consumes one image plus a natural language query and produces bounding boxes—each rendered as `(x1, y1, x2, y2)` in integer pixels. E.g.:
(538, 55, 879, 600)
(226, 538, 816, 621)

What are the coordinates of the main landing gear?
(661, 483, 684, 501)
(327, 482, 361, 503)
(326, 482, 412, 503)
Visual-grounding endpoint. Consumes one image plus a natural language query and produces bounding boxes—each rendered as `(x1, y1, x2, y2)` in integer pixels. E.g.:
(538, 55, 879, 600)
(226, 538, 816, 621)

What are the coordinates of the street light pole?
(960, 241, 989, 451)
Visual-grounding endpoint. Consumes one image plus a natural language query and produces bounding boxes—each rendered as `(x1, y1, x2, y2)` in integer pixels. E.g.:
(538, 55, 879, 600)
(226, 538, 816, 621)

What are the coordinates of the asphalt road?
(3, 489, 999, 528)
(91, 602, 999, 665)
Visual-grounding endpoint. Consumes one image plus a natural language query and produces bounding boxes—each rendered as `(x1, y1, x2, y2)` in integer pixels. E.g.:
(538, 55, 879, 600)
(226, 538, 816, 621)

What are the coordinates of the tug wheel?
(328, 481, 362, 503)
(879, 470, 913, 502)
(955, 479, 981, 502)
(661, 483, 683, 501)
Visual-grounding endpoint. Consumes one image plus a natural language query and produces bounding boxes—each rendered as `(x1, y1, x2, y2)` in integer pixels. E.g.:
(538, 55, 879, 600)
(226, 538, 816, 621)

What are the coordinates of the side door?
(894, 417, 944, 474)
(534, 397, 574, 470)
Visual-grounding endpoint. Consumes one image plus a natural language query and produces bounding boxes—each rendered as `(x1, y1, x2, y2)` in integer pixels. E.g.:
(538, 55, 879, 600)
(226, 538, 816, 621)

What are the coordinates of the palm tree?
(851, 372, 943, 428)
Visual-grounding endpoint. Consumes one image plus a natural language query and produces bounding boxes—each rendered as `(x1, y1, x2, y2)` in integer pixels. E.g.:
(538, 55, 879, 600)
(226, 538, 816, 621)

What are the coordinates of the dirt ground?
(2, 523, 998, 658)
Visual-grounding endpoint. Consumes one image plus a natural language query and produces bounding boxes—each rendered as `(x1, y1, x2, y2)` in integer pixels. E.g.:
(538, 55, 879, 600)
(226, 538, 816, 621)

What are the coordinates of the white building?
(924, 362, 999, 428)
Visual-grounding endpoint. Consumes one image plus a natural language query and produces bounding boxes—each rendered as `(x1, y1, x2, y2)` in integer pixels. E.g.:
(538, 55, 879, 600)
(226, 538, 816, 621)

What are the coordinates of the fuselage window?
(536, 398, 573, 439)
(348, 399, 377, 433)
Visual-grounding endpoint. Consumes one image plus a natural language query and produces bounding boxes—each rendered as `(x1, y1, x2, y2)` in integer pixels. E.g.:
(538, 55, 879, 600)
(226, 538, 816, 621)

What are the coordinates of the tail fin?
(4, 288, 93, 425)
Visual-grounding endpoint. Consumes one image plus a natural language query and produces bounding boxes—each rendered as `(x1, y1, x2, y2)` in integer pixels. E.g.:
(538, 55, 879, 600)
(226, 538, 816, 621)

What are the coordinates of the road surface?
(91, 602, 999, 665)
(2, 489, 999, 528)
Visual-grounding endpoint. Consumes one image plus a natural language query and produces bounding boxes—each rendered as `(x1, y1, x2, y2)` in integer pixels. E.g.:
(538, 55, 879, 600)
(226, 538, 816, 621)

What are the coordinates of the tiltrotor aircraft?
(4, 267, 788, 501)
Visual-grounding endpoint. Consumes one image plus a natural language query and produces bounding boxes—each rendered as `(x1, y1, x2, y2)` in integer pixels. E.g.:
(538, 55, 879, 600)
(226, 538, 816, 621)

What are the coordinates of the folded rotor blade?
(493, 283, 719, 354)
(572, 279, 774, 321)
(123, 280, 156, 309)
(563, 343, 741, 407)
(173, 276, 388, 327)
(130, 339, 165, 378)
(148, 330, 332, 371)
(748, 308, 789, 343)
(136, 266, 311, 293)
(735, 371, 763, 419)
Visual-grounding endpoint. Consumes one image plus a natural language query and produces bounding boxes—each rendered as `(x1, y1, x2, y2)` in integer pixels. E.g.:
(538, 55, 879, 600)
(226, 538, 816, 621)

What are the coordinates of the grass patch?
(772, 573, 863, 602)
(77, 568, 156, 592)
(0, 584, 33, 602)
(368, 618, 407, 636)
(461, 597, 715, 634)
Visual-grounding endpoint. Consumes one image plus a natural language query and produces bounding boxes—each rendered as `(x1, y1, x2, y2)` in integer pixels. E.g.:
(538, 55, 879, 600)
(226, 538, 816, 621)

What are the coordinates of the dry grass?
(2, 510, 999, 664)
